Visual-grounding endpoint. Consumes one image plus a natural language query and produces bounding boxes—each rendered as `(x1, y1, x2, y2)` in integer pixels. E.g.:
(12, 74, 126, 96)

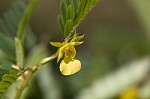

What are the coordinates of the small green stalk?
(17, 0, 38, 41)
(15, 37, 24, 70)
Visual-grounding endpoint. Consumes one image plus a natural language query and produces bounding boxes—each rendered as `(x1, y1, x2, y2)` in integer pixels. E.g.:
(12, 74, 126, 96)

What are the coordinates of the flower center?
(67, 48, 72, 54)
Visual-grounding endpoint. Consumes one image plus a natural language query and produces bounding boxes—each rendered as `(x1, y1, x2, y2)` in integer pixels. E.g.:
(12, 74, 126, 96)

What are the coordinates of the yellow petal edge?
(60, 58, 81, 75)
(50, 42, 63, 47)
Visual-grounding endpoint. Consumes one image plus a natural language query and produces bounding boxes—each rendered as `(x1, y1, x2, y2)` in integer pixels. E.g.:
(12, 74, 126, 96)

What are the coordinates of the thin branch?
(14, 53, 58, 99)
(15, 71, 32, 99)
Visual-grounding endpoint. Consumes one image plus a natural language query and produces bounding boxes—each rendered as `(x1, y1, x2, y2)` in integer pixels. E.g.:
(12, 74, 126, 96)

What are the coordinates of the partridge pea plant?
(0, 0, 100, 98)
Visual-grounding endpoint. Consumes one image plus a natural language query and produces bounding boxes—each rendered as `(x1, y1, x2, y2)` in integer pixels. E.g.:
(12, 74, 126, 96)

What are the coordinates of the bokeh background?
(0, 0, 150, 99)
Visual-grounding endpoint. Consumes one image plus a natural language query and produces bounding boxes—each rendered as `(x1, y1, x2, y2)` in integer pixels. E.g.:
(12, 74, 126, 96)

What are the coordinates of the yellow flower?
(50, 41, 83, 75)
(120, 86, 138, 99)
(60, 57, 81, 75)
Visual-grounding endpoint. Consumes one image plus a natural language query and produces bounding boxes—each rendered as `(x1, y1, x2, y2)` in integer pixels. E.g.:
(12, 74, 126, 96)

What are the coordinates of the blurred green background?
(0, 0, 150, 99)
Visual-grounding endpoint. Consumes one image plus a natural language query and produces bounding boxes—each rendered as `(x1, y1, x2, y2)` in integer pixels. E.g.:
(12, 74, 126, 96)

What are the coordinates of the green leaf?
(3, 11, 17, 37)
(60, 0, 67, 24)
(64, 19, 73, 37)
(0, 60, 12, 70)
(0, 64, 11, 81)
(17, 0, 38, 41)
(83, 0, 91, 15)
(2, 74, 15, 83)
(0, 33, 15, 61)
(58, 0, 100, 37)
(74, 0, 87, 25)
(58, 15, 65, 32)
(89, 0, 99, 9)
(0, 69, 19, 97)
(72, 0, 80, 13)
(68, 0, 74, 6)
(9, 70, 18, 78)
(15, 37, 24, 68)
(0, 1, 25, 63)
(0, 60, 12, 77)
(66, 5, 74, 21)
(0, 1, 25, 39)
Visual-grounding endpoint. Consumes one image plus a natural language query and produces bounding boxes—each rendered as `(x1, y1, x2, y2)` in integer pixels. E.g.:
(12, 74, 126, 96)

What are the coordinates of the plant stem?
(17, 0, 38, 41)
(15, 37, 25, 69)
(15, 0, 38, 73)
(15, 0, 38, 70)
(14, 53, 58, 99)
(15, 71, 32, 99)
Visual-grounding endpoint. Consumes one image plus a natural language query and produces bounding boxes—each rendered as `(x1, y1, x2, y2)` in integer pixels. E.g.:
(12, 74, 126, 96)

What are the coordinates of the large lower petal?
(60, 58, 81, 75)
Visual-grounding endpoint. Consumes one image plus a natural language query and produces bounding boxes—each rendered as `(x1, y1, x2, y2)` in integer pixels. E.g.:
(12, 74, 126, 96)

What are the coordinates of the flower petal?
(69, 45, 76, 58)
(50, 42, 63, 47)
(57, 47, 65, 62)
(65, 44, 76, 58)
(75, 41, 84, 45)
(71, 42, 84, 46)
(60, 58, 81, 75)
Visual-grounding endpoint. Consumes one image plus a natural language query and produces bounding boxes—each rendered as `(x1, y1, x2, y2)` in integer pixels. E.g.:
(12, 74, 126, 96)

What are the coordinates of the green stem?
(17, 0, 38, 41)
(15, 37, 24, 69)
(14, 53, 58, 99)
(15, 71, 32, 99)
(15, 0, 38, 71)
